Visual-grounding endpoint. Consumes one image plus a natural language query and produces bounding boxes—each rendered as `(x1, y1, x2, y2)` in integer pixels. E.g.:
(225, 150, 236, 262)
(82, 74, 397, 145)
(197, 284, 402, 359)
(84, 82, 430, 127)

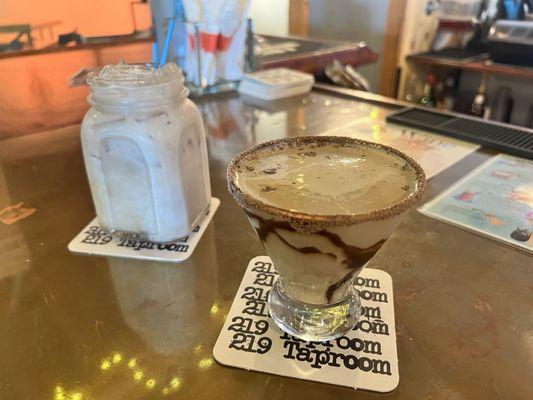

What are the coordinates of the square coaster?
(213, 256, 399, 392)
(68, 197, 220, 262)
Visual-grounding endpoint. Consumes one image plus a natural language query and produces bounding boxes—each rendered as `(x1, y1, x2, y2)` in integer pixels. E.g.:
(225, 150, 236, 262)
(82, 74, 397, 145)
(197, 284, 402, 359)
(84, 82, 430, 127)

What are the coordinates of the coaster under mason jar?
(213, 256, 399, 392)
(68, 197, 220, 262)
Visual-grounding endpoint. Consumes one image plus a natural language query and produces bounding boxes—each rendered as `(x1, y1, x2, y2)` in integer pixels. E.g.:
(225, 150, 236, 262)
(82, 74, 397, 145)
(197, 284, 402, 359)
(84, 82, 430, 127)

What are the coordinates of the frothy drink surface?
(236, 141, 419, 215)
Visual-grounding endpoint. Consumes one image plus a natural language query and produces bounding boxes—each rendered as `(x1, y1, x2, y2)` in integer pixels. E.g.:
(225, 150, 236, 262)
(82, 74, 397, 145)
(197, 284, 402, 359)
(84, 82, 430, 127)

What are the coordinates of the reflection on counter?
(54, 351, 185, 399)
(201, 97, 255, 164)
(322, 115, 480, 179)
(44, 223, 222, 399)
(108, 223, 219, 355)
(200, 92, 392, 167)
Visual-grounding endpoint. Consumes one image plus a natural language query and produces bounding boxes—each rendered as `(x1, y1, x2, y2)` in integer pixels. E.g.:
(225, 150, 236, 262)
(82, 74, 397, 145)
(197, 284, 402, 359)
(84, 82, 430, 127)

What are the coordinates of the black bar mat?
(386, 107, 533, 160)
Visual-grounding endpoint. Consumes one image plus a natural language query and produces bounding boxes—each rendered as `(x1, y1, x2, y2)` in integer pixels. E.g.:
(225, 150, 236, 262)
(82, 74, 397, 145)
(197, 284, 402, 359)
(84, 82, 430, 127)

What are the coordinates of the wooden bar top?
(0, 83, 531, 399)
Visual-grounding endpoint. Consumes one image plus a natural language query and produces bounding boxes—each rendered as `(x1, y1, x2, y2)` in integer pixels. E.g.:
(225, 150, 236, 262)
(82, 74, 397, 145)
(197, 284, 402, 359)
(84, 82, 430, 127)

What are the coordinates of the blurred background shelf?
(407, 52, 533, 80)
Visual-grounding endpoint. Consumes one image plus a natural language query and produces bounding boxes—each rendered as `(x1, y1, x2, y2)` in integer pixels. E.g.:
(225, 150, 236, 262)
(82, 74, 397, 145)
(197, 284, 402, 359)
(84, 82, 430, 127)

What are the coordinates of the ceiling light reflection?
(170, 377, 182, 389)
(145, 379, 156, 389)
(198, 356, 214, 370)
(100, 359, 111, 371)
(127, 358, 137, 369)
(133, 370, 144, 381)
(61, 351, 185, 399)
(53, 385, 84, 400)
(112, 353, 123, 364)
(210, 303, 220, 315)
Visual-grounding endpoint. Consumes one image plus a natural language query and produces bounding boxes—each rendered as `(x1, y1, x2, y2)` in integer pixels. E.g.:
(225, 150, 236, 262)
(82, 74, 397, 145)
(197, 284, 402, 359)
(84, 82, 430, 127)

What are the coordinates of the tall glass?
(227, 136, 426, 341)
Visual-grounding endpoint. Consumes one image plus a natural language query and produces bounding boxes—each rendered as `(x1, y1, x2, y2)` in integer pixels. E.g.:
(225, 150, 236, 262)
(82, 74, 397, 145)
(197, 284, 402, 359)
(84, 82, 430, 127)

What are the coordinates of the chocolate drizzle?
(321, 230, 385, 269)
(245, 210, 386, 302)
(325, 270, 358, 303)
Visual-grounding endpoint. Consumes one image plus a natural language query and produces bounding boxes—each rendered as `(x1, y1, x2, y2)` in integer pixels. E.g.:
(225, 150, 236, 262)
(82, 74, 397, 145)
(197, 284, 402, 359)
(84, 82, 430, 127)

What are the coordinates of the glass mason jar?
(81, 63, 211, 243)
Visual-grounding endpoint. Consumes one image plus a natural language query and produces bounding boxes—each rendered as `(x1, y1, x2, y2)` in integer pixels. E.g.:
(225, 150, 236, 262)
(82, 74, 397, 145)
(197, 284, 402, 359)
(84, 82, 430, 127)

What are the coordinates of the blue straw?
(152, 42, 159, 67)
(160, 19, 175, 66)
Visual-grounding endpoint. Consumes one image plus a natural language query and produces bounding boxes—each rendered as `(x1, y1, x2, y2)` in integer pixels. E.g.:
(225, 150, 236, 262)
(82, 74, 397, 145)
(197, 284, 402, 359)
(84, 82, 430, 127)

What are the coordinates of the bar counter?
(0, 86, 531, 399)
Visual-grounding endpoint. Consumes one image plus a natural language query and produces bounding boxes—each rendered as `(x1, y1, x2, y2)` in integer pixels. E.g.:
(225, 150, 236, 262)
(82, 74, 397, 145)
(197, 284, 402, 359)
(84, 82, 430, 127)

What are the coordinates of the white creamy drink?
(228, 136, 426, 341)
(81, 63, 211, 243)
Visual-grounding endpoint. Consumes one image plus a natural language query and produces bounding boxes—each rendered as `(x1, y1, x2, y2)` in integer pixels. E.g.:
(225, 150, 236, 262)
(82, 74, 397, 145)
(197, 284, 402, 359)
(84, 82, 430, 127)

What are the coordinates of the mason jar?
(81, 63, 211, 243)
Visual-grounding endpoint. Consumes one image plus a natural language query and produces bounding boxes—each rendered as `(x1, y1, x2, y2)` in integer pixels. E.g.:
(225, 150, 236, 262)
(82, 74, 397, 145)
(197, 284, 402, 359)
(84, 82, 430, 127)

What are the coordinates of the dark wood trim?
(0, 34, 153, 60)
(313, 83, 407, 109)
(378, 0, 408, 97)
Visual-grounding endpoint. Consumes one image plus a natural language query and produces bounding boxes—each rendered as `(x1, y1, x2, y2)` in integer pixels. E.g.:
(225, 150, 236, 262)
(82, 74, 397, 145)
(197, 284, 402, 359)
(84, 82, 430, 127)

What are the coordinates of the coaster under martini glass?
(68, 197, 220, 262)
(213, 255, 400, 392)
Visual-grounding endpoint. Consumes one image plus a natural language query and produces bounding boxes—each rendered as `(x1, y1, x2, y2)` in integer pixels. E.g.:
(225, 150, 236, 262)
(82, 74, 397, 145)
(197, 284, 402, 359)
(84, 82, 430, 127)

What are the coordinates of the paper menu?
(320, 117, 479, 179)
(419, 154, 533, 253)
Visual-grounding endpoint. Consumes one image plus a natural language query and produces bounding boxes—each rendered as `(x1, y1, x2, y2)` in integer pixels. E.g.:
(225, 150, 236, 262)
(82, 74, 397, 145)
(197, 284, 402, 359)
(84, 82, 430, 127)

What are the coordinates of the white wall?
(249, 0, 289, 36)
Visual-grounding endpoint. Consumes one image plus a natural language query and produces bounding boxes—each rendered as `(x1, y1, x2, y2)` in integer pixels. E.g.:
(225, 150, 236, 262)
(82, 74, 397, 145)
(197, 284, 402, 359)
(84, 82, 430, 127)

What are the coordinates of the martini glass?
(227, 136, 426, 341)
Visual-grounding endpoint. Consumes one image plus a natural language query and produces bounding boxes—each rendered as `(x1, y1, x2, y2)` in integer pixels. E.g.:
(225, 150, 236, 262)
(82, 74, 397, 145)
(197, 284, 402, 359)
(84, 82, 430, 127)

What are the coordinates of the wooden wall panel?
(378, 0, 408, 97)
(289, 0, 309, 36)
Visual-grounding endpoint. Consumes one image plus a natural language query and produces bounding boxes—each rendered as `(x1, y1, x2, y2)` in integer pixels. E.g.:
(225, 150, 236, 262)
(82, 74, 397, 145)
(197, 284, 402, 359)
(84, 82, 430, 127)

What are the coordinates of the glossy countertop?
(0, 88, 531, 400)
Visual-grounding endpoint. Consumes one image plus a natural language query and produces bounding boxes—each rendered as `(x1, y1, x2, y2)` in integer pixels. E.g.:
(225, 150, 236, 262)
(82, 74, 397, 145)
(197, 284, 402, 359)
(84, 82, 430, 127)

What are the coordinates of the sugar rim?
(227, 136, 426, 229)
